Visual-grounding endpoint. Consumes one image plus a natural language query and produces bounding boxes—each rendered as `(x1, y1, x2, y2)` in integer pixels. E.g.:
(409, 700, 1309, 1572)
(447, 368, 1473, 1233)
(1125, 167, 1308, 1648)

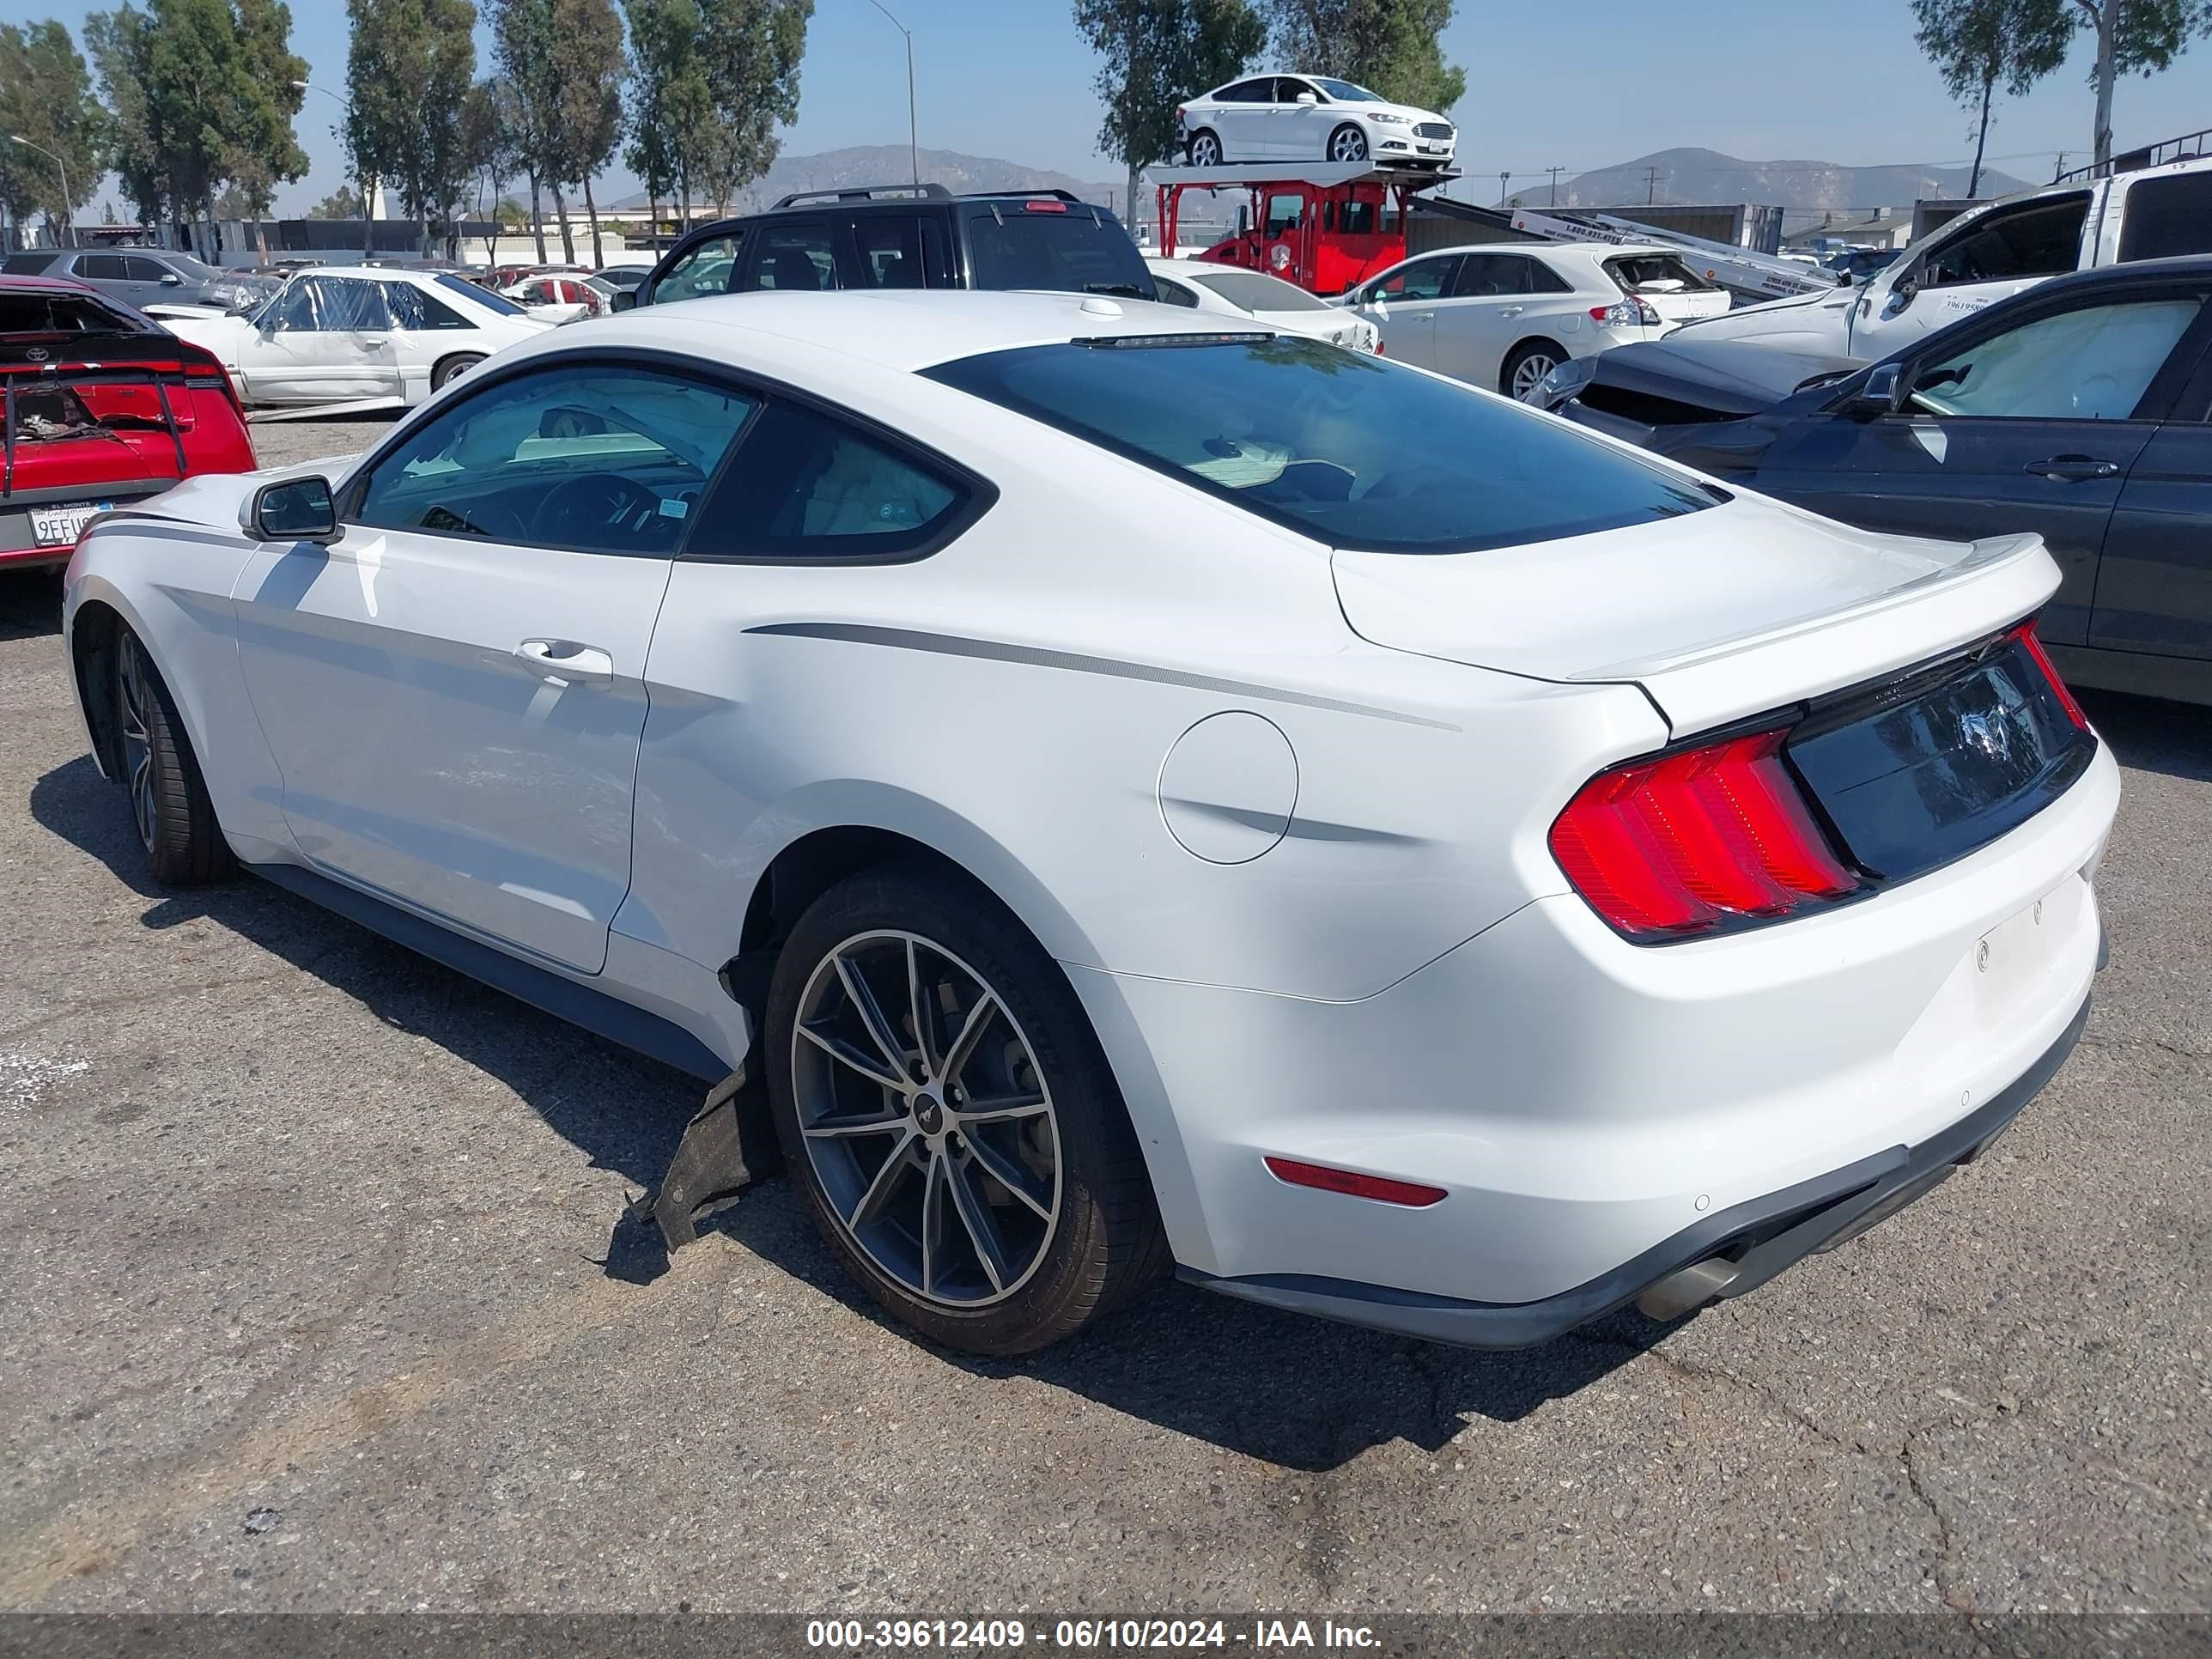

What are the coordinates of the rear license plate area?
(31, 501, 103, 546)
(1784, 633, 2094, 886)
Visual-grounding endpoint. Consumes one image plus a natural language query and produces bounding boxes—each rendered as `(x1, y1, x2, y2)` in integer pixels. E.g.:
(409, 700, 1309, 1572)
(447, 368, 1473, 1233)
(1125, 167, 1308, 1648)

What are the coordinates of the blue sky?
(28, 0, 2212, 215)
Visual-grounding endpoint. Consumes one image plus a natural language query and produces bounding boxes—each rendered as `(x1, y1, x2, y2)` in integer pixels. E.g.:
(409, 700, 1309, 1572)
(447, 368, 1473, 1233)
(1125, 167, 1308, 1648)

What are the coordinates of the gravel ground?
(1, 423, 2206, 1616)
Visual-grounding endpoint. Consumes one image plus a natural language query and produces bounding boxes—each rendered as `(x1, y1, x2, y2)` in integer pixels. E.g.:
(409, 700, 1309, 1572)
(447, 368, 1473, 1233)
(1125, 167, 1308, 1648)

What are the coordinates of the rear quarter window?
(2118, 172, 2212, 263)
(3, 252, 61, 275)
(1606, 254, 1717, 294)
(925, 336, 1718, 555)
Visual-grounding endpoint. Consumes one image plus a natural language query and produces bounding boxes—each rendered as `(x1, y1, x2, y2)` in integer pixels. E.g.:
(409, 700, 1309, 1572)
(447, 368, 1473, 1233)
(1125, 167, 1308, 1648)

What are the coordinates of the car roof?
(501, 289, 1258, 379)
(0, 271, 99, 294)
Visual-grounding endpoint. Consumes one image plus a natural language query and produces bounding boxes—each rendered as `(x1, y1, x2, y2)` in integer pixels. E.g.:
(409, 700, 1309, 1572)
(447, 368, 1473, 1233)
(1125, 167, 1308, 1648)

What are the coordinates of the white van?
(1670, 154, 2212, 359)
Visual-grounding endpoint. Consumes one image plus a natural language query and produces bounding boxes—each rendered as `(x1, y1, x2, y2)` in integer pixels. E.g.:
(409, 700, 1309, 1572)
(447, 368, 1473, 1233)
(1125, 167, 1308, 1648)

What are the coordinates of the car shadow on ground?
(31, 750, 1669, 1473)
(2077, 688, 2212, 783)
(0, 568, 64, 641)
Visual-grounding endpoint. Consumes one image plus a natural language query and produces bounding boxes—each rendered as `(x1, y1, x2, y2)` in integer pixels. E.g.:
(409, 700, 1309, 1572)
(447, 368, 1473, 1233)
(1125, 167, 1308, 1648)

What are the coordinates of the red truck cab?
(1156, 166, 1439, 296)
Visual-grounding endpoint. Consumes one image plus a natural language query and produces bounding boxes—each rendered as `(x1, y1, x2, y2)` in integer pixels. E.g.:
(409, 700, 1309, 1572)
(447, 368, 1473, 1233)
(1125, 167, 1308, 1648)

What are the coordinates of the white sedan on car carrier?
(159, 265, 551, 410)
(63, 290, 2115, 1355)
(1345, 241, 1734, 398)
(1176, 73, 1456, 169)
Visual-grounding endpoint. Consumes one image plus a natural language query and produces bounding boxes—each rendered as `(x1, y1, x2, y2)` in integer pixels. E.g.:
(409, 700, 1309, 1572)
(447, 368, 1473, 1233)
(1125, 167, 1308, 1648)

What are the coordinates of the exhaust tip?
(1635, 1256, 1742, 1322)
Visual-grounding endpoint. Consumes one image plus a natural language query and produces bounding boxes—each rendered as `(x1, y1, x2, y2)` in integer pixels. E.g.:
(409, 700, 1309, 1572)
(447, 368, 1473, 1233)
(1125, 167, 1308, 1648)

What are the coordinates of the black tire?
(113, 629, 233, 885)
(433, 353, 483, 391)
(765, 860, 1168, 1355)
(1328, 123, 1369, 164)
(1501, 338, 1568, 402)
(1185, 129, 1223, 167)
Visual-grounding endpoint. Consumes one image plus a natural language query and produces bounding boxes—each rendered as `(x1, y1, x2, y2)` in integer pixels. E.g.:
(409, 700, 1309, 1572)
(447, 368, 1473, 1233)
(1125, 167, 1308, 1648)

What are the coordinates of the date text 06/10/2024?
(804, 1619, 1381, 1650)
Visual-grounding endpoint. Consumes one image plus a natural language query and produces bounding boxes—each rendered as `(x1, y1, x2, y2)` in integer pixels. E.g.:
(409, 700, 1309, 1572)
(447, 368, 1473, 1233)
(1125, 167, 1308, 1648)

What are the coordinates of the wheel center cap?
(912, 1086, 946, 1136)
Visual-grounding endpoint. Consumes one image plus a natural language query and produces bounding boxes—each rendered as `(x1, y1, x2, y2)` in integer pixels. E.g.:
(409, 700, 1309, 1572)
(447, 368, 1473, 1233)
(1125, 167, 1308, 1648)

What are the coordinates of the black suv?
(629, 184, 1157, 309)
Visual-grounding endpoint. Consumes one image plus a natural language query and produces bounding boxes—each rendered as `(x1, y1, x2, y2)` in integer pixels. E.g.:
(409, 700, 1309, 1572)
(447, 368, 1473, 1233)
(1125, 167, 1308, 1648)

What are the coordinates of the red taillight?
(1024, 198, 1068, 213)
(1264, 1157, 1447, 1208)
(2015, 621, 2088, 730)
(1549, 727, 1858, 940)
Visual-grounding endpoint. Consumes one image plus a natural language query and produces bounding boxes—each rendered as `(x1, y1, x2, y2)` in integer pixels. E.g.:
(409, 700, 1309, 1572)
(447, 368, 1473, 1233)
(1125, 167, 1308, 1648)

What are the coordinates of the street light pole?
(866, 0, 919, 189)
(8, 135, 73, 247)
(295, 80, 375, 255)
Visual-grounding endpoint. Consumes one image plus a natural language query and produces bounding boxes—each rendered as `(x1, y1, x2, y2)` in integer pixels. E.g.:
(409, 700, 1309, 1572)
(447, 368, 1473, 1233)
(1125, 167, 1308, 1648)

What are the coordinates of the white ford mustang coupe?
(62, 291, 2117, 1356)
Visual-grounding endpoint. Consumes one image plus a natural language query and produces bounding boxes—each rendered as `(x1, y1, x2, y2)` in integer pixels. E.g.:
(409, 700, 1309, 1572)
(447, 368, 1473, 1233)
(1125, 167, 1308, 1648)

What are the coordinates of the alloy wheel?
(790, 930, 1061, 1309)
(1512, 352, 1560, 401)
(1189, 133, 1220, 167)
(116, 635, 158, 852)
(1331, 127, 1369, 163)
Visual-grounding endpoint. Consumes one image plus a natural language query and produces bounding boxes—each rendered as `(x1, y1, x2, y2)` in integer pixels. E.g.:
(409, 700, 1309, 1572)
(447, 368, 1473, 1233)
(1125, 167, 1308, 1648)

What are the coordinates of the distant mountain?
(1512, 147, 2034, 212)
(608, 146, 1130, 217)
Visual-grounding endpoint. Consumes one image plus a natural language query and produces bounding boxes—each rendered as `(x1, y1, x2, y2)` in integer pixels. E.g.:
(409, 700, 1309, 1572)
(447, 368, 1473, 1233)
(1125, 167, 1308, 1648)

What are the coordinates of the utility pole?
(2051, 151, 2068, 182)
(866, 0, 920, 189)
(1498, 169, 1510, 207)
(1546, 166, 1566, 206)
(8, 135, 73, 246)
(1645, 165, 1660, 204)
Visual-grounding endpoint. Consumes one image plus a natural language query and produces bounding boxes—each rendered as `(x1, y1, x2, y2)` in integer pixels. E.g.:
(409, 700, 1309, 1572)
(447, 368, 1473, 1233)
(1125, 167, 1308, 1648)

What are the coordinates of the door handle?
(516, 638, 615, 684)
(1498, 305, 1524, 318)
(359, 335, 388, 346)
(2027, 455, 2120, 483)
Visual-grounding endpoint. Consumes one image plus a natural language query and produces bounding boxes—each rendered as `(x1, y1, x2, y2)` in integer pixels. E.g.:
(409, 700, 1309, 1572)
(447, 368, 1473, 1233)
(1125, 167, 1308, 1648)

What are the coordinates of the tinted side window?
(738, 223, 838, 291)
(1372, 255, 1461, 301)
(852, 214, 927, 289)
(352, 363, 760, 555)
(1152, 276, 1202, 308)
(1921, 194, 2088, 289)
(78, 254, 131, 281)
(2, 252, 60, 275)
(1455, 255, 1532, 297)
(2118, 173, 2212, 263)
(690, 400, 969, 562)
(1215, 80, 1267, 103)
(654, 234, 741, 302)
(123, 256, 173, 282)
(1909, 297, 2202, 421)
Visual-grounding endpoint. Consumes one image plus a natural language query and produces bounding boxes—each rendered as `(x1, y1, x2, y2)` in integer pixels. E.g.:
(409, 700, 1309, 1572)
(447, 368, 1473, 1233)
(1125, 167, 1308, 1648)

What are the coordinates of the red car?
(2, 273, 255, 569)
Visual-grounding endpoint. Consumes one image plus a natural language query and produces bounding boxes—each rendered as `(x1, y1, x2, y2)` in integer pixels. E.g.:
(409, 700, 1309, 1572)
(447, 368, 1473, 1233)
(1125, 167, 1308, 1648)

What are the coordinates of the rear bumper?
(1073, 738, 2118, 1324)
(1182, 989, 2093, 1348)
(3, 481, 175, 567)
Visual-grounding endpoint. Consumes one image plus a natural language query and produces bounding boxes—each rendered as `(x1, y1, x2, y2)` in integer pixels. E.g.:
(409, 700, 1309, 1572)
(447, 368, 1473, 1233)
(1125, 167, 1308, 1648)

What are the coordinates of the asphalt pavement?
(1, 420, 2206, 1615)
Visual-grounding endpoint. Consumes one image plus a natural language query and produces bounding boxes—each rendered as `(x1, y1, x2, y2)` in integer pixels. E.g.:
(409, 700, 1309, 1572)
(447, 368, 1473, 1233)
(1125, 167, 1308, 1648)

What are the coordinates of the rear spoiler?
(2, 337, 234, 498)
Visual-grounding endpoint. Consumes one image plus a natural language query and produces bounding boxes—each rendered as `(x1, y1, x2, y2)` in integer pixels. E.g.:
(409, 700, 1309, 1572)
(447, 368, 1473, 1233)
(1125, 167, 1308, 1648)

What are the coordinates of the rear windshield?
(438, 272, 526, 315)
(925, 336, 1718, 554)
(961, 205, 1156, 301)
(1193, 270, 1331, 313)
(3, 252, 62, 276)
(0, 290, 144, 336)
(1606, 254, 1718, 294)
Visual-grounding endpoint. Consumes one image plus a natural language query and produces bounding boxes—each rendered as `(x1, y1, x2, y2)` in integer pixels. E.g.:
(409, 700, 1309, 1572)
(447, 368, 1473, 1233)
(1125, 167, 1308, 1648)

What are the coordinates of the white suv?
(1176, 74, 1456, 170)
(1344, 241, 1732, 398)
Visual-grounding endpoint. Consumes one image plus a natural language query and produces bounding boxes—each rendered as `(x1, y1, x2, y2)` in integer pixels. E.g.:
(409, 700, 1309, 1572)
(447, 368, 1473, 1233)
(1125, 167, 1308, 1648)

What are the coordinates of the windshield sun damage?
(927, 336, 1718, 554)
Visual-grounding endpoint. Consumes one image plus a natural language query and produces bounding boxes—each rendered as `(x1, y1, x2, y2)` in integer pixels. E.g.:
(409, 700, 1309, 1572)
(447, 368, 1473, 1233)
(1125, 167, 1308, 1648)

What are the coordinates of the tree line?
(0, 0, 811, 258)
(1910, 0, 2207, 195)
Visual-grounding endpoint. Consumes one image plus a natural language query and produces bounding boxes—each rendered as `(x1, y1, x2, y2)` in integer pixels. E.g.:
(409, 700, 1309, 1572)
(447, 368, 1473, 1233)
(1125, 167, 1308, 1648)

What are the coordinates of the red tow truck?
(1150, 161, 1458, 296)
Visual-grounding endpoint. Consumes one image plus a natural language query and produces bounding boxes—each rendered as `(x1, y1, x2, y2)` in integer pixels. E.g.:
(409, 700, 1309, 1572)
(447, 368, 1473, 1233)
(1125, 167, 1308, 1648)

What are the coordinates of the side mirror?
(611, 290, 635, 312)
(248, 475, 339, 544)
(160, 272, 183, 286)
(1844, 362, 1903, 421)
(1296, 92, 1318, 106)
